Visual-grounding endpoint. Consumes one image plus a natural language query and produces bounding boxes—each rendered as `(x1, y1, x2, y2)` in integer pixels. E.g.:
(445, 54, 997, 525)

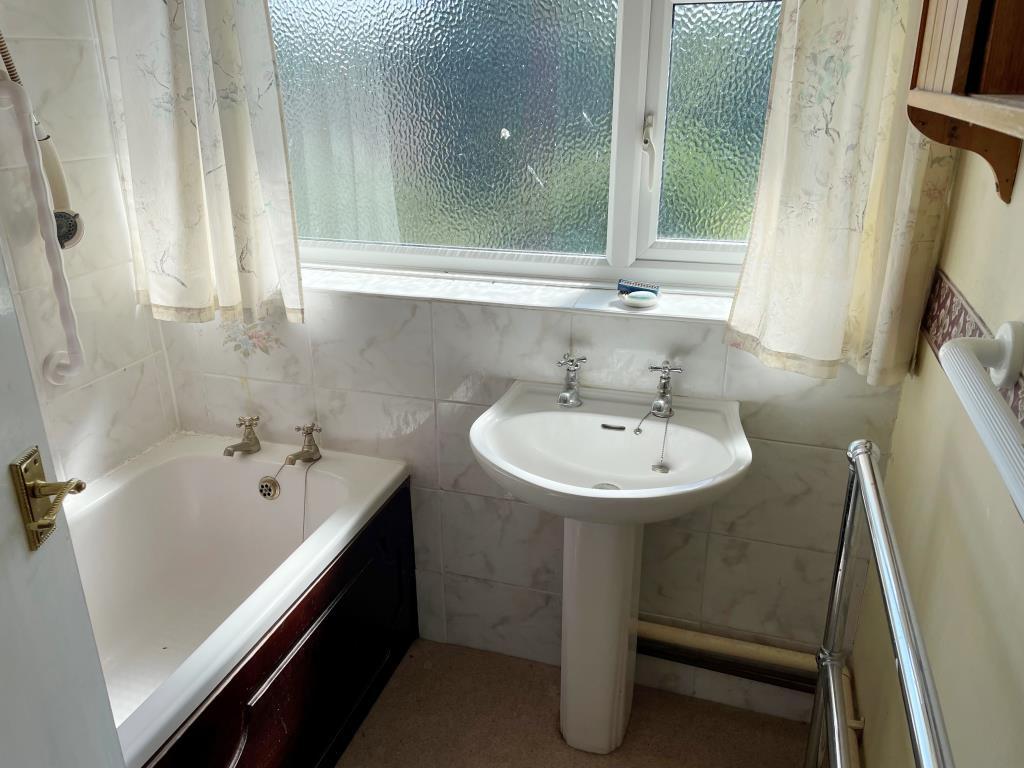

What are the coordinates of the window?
(267, 0, 781, 289)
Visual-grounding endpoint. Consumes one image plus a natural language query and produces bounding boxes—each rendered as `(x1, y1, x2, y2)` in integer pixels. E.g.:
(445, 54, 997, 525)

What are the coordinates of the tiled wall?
(0, 0, 176, 480)
(161, 287, 900, 681)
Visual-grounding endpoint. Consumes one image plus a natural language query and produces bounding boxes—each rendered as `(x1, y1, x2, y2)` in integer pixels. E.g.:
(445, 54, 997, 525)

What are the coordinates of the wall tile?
(46, 355, 174, 481)
(711, 439, 849, 553)
(723, 347, 900, 451)
(432, 303, 570, 405)
(702, 535, 834, 646)
(441, 491, 563, 593)
(0, 39, 113, 166)
(640, 524, 707, 622)
(411, 488, 443, 573)
(437, 401, 510, 498)
(170, 368, 207, 433)
(201, 375, 315, 444)
(0, 158, 132, 292)
(161, 305, 312, 384)
(415, 570, 446, 642)
(692, 666, 813, 722)
(444, 574, 561, 666)
(20, 261, 153, 401)
(307, 292, 433, 398)
(570, 314, 726, 397)
(635, 654, 697, 697)
(315, 387, 436, 488)
(0, 0, 95, 38)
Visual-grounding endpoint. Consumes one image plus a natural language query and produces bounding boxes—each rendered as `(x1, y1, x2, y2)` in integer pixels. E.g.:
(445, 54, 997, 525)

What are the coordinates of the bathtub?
(64, 433, 409, 768)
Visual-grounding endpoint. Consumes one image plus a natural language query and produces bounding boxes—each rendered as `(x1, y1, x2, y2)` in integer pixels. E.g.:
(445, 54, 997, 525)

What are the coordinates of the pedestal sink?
(469, 381, 751, 754)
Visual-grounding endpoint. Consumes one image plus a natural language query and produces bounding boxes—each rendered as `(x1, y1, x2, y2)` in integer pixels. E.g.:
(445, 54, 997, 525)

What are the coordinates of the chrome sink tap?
(224, 416, 261, 456)
(556, 352, 587, 408)
(285, 423, 322, 465)
(648, 361, 684, 418)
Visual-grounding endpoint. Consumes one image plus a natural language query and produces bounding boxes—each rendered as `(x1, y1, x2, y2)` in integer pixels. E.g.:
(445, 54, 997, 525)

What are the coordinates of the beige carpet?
(338, 640, 807, 768)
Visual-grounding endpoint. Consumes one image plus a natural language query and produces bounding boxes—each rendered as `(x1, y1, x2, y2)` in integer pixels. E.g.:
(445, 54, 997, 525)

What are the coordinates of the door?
(0, 257, 123, 764)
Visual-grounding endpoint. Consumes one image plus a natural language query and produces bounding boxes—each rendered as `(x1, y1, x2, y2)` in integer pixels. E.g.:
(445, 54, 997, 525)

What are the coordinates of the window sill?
(301, 264, 732, 324)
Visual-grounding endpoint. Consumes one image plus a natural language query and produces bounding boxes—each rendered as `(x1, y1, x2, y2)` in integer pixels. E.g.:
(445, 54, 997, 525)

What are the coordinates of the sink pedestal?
(560, 519, 643, 754)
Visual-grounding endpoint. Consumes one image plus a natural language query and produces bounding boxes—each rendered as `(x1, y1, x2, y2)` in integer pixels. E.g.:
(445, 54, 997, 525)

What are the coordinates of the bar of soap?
(619, 290, 659, 308)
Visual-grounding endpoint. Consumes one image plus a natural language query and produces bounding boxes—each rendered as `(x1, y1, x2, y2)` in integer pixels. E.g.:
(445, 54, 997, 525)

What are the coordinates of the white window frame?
(300, 0, 771, 293)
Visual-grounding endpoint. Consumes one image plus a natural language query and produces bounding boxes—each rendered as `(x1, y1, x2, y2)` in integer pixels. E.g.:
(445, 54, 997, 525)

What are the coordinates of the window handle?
(641, 113, 657, 192)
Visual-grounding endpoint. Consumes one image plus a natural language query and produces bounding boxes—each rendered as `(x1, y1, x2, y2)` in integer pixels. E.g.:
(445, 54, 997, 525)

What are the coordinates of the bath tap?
(285, 423, 322, 465)
(224, 416, 261, 456)
(647, 361, 683, 418)
(556, 352, 587, 408)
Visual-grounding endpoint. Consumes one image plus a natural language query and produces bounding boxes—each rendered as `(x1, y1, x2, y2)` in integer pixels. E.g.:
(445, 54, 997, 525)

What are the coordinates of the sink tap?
(556, 352, 587, 408)
(648, 361, 684, 418)
(224, 416, 261, 456)
(285, 423, 322, 465)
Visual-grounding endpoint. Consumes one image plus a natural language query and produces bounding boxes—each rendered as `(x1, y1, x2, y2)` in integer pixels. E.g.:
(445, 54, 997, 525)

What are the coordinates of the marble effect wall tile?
(640, 524, 707, 623)
(411, 488, 443, 573)
(691, 666, 813, 722)
(444, 574, 561, 666)
(161, 305, 312, 385)
(711, 439, 849, 553)
(432, 303, 571, 405)
(308, 292, 433, 398)
(724, 347, 900, 451)
(0, 159, 132, 292)
(202, 375, 315, 444)
(315, 387, 437, 488)
(47, 356, 174, 481)
(437, 402, 510, 498)
(634, 654, 697, 697)
(0, 0, 96, 38)
(20, 262, 153, 402)
(702, 535, 835, 647)
(0, 39, 114, 167)
(169, 369, 207, 433)
(571, 314, 726, 397)
(441, 491, 563, 593)
(415, 570, 446, 642)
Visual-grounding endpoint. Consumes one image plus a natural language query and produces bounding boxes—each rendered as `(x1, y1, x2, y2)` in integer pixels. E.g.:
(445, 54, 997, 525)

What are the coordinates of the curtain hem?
(725, 328, 842, 380)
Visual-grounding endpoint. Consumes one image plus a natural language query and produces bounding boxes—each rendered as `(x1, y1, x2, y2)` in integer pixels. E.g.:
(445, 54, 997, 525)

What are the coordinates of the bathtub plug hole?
(258, 476, 281, 500)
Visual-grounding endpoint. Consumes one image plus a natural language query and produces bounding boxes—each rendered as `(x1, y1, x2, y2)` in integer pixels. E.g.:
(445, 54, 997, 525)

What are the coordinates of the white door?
(0, 262, 123, 764)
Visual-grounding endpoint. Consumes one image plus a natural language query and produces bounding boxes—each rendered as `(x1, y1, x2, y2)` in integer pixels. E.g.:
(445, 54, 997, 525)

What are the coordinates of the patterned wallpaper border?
(921, 268, 1024, 423)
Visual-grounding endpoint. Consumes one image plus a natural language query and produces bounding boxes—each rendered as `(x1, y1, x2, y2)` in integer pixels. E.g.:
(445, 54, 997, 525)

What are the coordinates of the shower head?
(54, 210, 83, 248)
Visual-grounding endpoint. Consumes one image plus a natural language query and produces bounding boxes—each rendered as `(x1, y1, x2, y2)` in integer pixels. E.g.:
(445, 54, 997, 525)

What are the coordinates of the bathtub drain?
(258, 476, 281, 500)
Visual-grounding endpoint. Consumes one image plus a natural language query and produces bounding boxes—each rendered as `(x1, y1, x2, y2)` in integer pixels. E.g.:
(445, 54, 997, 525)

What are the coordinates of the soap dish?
(618, 290, 659, 309)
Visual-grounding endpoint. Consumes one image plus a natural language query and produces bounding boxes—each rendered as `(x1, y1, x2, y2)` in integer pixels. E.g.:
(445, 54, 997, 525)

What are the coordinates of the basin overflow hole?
(600, 423, 626, 431)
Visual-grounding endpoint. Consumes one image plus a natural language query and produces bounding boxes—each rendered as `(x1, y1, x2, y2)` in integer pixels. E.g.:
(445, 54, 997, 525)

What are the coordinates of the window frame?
(296, 0, 774, 293)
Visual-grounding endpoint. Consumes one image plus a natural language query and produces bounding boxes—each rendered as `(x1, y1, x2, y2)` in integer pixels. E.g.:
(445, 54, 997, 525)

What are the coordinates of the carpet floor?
(338, 640, 807, 768)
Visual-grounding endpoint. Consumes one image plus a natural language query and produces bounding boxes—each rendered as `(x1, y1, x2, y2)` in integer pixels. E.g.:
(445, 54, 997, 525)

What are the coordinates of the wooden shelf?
(908, 90, 1024, 139)
(908, 0, 1024, 203)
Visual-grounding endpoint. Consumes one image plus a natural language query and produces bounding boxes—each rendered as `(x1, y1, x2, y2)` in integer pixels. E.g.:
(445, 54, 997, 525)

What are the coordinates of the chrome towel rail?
(804, 440, 955, 768)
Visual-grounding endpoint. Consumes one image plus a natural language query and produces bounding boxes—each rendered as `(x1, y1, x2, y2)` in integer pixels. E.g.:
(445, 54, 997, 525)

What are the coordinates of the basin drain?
(592, 482, 620, 490)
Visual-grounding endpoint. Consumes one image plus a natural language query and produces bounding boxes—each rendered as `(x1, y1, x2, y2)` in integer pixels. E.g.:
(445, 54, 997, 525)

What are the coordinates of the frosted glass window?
(658, 1, 780, 242)
(268, 0, 618, 255)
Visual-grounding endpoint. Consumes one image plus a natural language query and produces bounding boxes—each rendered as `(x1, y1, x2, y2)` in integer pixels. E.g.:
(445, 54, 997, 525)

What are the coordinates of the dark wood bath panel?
(146, 481, 417, 768)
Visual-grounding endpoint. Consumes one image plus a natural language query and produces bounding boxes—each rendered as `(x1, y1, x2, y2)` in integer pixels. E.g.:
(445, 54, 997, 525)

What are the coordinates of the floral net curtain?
(96, 0, 303, 323)
(728, 0, 956, 385)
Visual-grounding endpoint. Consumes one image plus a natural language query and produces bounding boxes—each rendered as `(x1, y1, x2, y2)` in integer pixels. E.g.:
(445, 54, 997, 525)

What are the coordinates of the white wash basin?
(469, 381, 751, 524)
(470, 380, 750, 756)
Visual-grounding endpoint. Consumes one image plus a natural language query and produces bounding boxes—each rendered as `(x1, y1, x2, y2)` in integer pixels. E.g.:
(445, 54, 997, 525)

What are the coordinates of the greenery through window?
(267, 0, 780, 263)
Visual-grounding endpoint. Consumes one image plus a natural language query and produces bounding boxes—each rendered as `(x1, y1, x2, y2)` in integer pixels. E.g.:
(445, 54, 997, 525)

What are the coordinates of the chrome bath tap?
(224, 416, 261, 456)
(556, 352, 587, 408)
(285, 423, 322, 465)
(647, 361, 683, 418)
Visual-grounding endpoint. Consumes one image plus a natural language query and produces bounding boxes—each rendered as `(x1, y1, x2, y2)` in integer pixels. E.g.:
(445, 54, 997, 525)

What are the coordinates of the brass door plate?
(10, 446, 53, 551)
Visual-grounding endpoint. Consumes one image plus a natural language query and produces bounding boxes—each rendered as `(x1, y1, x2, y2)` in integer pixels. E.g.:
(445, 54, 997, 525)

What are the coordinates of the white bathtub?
(64, 433, 407, 768)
